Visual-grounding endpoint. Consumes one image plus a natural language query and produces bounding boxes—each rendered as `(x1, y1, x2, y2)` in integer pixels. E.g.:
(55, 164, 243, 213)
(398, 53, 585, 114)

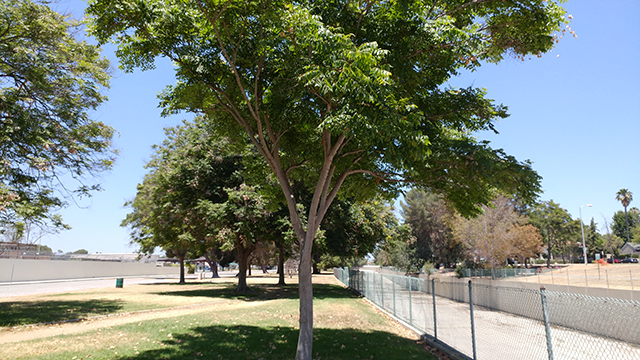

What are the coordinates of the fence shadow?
(0, 299, 123, 327)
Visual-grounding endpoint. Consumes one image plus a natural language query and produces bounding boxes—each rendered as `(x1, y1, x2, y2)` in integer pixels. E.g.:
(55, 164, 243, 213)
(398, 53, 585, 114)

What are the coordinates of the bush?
(454, 264, 465, 279)
(186, 263, 196, 274)
(633, 254, 640, 259)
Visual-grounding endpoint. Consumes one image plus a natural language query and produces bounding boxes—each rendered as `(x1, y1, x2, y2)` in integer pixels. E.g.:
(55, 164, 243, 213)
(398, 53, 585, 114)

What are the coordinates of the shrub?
(186, 263, 196, 274)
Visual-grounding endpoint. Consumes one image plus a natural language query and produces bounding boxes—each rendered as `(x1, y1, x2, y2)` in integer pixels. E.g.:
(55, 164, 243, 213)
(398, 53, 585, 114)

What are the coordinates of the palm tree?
(615, 189, 633, 243)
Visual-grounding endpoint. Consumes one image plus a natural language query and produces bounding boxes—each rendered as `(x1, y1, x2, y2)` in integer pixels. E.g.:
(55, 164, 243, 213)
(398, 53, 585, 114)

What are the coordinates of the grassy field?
(0, 273, 437, 360)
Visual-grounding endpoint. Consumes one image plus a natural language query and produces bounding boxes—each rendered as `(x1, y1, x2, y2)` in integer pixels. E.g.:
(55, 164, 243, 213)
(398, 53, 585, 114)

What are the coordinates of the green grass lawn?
(0, 275, 435, 360)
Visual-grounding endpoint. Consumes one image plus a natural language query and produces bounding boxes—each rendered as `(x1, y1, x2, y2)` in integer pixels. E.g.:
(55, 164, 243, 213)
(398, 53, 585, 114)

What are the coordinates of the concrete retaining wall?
(0, 259, 179, 282)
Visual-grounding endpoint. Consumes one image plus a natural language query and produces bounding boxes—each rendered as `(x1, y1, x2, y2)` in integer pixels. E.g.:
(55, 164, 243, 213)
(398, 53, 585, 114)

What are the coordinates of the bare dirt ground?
(507, 263, 640, 290)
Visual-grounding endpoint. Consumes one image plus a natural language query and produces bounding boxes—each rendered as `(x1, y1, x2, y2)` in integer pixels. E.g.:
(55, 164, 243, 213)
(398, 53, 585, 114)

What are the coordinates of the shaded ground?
(0, 272, 439, 360)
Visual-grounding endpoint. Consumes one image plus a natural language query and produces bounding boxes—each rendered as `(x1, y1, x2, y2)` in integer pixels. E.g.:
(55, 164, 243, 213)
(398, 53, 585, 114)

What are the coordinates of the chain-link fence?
(335, 268, 640, 360)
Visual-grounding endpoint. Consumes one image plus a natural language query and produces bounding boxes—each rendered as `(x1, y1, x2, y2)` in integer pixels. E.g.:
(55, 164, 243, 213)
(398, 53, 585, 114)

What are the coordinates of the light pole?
(580, 204, 593, 265)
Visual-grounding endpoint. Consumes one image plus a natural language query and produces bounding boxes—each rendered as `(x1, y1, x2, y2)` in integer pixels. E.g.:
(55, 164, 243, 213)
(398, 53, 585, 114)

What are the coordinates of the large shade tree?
(87, 1, 567, 358)
(1, 0, 115, 232)
(529, 200, 579, 267)
(121, 117, 243, 283)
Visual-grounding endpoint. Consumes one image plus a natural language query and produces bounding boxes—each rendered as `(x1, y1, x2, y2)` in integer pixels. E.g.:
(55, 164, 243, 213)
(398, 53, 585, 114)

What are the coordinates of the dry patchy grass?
(0, 273, 434, 360)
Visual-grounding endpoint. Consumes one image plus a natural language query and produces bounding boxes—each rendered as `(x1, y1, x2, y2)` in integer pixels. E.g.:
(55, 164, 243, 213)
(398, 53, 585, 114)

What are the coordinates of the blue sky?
(41, 0, 639, 253)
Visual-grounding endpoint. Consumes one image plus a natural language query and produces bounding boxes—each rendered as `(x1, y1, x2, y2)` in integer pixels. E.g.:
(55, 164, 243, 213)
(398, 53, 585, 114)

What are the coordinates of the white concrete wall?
(0, 259, 179, 282)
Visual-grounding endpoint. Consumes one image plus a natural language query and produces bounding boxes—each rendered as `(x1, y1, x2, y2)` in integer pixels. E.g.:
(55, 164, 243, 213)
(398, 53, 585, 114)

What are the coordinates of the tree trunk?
(625, 206, 630, 242)
(210, 260, 219, 278)
(235, 246, 250, 292)
(546, 230, 551, 268)
(235, 239, 255, 293)
(178, 256, 186, 284)
(204, 253, 220, 278)
(261, 261, 268, 273)
(295, 234, 314, 360)
(277, 241, 286, 286)
(247, 256, 252, 276)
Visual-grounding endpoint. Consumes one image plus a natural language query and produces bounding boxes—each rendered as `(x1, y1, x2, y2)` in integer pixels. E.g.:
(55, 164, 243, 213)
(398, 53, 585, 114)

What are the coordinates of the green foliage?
(88, 0, 568, 355)
(316, 197, 396, 266)
(71, 249, 89, 254)
(121, 117, 243, 257)
(0, 0, 115, 230)
(612, 209, 639, 242)
(529, 200, 579, 266)
(185, 263, 196, 274)
(401, 188, 463, 268)
(615, 188, 634, 242)
(84, 0, 564, 221)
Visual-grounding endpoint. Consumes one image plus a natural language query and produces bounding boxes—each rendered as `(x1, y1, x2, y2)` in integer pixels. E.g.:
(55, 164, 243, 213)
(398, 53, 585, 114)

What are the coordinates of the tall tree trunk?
(211, 260, 219, 278)
(261, 261, 268, 273)
(178, 256, 186, 284)
(546, 230, 552, 268)
(312, 252, 321, 274)
(204, 252, 220, 278)
(295, 232, 314, 360)
(247, 255, 252, 276)
(625, 206, 630, 242)
(235, 243, 253, 293)
(277, 241, 286, 286)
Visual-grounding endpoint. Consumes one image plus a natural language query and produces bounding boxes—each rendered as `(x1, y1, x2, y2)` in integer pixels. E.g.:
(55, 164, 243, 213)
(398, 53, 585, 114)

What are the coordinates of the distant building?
(620, 242, 640, 256)
(67, 253, 161, 263)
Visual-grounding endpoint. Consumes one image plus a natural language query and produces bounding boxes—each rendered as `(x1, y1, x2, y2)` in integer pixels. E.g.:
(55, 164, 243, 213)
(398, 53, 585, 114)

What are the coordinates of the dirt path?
(0, 299, 244, 344)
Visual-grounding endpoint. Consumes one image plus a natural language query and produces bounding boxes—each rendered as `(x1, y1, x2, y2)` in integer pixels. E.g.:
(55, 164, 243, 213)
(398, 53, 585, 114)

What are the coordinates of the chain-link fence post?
(469, 280, 477, 360)
(409, 277, 413, 325)
(540, 286, 554, 360)
(381, 274, 385, 309)
(366, 271, 370, 298)
(392, 276, 396, 316)
(432, 278, 437, 340)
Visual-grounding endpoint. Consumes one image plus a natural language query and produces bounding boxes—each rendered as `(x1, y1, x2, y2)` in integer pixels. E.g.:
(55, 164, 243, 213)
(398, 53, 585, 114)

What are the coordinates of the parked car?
(607, 258, 622, 263)
(622, 258, 639, 263)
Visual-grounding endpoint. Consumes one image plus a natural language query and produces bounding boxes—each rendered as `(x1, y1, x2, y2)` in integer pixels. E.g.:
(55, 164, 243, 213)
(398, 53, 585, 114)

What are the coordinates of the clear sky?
(40, 0, 639, 254)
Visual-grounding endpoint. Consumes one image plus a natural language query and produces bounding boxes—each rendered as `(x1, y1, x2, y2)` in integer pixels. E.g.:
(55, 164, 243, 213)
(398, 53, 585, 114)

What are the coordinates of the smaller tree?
(508, 224, 543, 268)
(529, 200, 578, 267)
(612, 208, 639, 242)
(401, 189, 464, 268)
(602, 217, 624, 259)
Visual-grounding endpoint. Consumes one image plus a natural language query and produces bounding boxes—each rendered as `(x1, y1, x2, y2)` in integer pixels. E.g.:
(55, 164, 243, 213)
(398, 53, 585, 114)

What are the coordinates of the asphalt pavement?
(0, 271, 238, 298)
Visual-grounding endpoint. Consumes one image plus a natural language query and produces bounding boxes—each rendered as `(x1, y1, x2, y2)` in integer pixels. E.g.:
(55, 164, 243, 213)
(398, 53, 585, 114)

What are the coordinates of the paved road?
(0, 271, 239, 298)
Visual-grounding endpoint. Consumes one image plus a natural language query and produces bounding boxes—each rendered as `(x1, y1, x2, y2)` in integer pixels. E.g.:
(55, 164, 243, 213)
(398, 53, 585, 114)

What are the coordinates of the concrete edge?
(0, 274, 184, 286)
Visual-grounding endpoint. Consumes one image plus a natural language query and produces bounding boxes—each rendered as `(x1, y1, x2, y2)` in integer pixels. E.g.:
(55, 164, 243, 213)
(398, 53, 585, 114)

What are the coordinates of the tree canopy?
(529, 200, 578, 267)
(1, 0, 115, 230)
(121, 117, 243, 283)
(87, 1, 568, 357)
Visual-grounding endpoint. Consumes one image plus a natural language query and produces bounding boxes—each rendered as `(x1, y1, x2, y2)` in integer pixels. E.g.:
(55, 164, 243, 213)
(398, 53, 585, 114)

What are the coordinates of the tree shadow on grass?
(118, 324, 431, 360)
(151, 283, 357, 302)
(0, 299, 123, 327)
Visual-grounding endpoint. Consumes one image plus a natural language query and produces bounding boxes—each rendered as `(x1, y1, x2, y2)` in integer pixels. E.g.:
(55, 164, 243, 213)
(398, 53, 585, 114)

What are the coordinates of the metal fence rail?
(335, 268, 640, 360)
